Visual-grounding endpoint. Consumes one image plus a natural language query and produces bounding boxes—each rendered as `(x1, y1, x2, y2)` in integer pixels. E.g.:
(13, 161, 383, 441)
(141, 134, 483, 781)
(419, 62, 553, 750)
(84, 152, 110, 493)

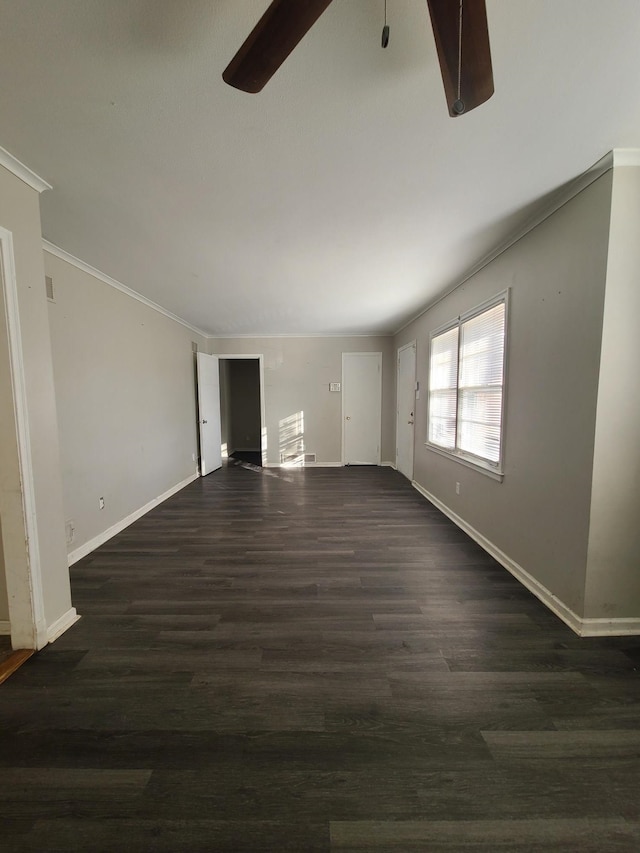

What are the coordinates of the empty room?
(0, 2, 639, 851)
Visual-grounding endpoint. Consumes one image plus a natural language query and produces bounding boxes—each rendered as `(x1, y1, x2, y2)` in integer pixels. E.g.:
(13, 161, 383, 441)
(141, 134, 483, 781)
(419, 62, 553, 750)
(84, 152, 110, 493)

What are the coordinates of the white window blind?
(428, 295, 507, 471)
(428, 326, 458, 450)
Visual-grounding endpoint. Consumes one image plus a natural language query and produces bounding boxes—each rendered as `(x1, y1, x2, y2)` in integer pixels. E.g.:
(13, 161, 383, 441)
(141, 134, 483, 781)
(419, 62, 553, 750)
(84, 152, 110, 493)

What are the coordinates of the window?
(427, 292, 507, 476)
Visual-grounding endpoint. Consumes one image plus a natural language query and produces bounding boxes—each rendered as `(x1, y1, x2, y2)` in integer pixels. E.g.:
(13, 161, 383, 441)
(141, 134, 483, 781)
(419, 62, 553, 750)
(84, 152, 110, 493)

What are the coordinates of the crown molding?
(41, 243, 391, 341)
(42, 240, 209, 338)
(0, 145, 52, 193)
(394, 148, 639, 337)
(612, 148, 640, 168)
(209, 332, 393, 340)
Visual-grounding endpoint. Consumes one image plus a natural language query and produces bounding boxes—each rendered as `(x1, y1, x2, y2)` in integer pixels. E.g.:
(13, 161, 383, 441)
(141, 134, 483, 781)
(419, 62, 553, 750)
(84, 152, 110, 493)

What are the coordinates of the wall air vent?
(280, 451, 316, 466)
(45, 275, 54, 302)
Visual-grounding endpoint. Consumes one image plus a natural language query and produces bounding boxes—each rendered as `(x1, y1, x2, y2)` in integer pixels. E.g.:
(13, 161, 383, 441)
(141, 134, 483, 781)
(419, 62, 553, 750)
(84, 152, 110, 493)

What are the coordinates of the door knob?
(345, 416, 351, 420)
(202, 419, 208, 424)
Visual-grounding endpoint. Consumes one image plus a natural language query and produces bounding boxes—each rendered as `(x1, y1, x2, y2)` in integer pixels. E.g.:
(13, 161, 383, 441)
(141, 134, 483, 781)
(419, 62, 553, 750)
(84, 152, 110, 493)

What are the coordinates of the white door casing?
(216, 354, 267, 467)
(396, 341, 417, 480)
(196, 352, 222, 476)
(342, 352, 382, 465)
(0, 226, 48, 649)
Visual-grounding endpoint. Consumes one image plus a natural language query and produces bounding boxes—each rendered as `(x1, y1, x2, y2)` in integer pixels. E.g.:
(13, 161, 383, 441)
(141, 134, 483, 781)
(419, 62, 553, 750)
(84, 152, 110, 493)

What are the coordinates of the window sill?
(424, 442, 504, 482)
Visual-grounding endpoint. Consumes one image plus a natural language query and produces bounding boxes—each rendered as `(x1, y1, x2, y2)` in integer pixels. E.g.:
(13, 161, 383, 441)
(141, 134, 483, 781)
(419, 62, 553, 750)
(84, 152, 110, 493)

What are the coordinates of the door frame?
(0, 226, 48, 649)
(341, 351, 382, 466)
(396, 340, 417, 480)
(214, 354, 267, 467)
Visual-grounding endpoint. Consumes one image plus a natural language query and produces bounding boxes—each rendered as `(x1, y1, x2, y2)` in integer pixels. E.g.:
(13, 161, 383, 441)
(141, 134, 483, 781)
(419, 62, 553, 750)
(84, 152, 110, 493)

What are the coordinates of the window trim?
(426, 290, 509, 480)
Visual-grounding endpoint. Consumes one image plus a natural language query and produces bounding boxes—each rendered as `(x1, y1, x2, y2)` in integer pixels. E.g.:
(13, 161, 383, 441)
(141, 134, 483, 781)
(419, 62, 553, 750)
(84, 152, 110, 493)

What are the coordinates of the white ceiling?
(1, 0, 640, 336)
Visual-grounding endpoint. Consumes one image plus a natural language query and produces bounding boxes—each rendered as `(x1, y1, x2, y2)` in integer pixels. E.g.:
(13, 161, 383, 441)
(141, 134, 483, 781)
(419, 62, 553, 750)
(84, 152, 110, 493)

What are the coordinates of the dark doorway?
(230, 450, 262, 466)
(219, 358, 262, 467)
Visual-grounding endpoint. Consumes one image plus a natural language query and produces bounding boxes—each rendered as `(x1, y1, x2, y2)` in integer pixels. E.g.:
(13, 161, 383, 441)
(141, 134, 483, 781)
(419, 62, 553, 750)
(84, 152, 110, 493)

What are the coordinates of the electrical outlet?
(99, 497, 105, 510)
(455, 482, 461, 495)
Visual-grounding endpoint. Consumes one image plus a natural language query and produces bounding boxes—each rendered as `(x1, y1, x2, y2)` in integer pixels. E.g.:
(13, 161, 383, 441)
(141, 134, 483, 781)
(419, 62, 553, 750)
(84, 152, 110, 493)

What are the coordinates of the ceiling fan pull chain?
(382, 0, 390, 48)
(453, 0, 465, 114)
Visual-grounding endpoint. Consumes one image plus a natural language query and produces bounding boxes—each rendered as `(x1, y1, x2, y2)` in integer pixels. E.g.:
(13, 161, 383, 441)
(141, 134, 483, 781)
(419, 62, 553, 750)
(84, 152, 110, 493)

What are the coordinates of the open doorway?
(218, 356, 265, 467)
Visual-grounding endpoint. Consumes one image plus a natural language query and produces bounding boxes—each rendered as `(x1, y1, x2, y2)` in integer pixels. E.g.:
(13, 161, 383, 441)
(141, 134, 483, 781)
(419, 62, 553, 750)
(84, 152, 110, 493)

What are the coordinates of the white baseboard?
(67, 472, 199, 566)
(411, 480, 584, 635)
(264, 462, 343, 468)
(579, 617, 640, 637)
(263, 462, 395, 469)
(411, 481, 635, 638)
(47, 607, 80, 643)
(0, 620, 10, 636)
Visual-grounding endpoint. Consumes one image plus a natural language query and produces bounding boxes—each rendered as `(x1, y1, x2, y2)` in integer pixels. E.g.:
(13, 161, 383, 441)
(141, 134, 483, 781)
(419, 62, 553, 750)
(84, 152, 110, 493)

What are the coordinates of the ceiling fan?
(222, 0, 494, 117)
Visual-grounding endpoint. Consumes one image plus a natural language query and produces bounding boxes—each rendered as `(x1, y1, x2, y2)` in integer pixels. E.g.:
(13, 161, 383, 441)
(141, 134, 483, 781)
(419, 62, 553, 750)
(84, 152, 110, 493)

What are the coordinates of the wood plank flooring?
(1, 463, 639, 852)
(0, 647, 34, 685)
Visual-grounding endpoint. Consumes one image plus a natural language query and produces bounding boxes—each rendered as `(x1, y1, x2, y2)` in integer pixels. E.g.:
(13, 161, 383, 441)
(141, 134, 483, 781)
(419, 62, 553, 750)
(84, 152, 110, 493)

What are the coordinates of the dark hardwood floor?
(1, 464, 639, 852)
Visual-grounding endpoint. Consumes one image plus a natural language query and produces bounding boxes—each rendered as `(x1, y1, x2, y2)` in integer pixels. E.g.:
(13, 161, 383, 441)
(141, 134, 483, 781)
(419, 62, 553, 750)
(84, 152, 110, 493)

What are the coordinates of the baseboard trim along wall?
(67, 472, 199, 566)
(411, 481, 640, 638)
(0, 621, 10, 636)
(263, 462, 343, 469)
(578, 617, 640, 637)
(263, 463, 396, 469)
(47, 608, 80, 643)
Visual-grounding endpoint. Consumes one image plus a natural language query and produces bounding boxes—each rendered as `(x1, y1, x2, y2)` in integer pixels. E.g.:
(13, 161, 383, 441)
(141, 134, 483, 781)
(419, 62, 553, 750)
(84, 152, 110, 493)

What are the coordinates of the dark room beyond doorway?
(219, 358, 262, 467)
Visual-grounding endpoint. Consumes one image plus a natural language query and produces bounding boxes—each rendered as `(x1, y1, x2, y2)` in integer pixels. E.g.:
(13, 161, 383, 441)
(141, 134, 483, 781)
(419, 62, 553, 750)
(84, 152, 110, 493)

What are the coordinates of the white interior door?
(396, 342, 416, 480)
(196, 353, 222, 476)
(342, 352, 382, 465)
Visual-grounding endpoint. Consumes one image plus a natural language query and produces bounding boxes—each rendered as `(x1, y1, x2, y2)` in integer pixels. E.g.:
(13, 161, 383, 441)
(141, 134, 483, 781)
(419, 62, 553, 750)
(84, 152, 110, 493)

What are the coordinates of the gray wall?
(0, 163, 72, 641)
(45, 250, 207, 558)
(585, 165, 640, 619)
(395, 172, 613, 618)
(211, 337, 395, 466)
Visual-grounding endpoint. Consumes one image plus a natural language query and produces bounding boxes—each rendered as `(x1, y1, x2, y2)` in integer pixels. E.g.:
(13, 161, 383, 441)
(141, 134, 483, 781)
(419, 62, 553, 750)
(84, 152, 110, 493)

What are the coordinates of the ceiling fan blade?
(223, 0, 335, 93)
(426, 0, 494, 116)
